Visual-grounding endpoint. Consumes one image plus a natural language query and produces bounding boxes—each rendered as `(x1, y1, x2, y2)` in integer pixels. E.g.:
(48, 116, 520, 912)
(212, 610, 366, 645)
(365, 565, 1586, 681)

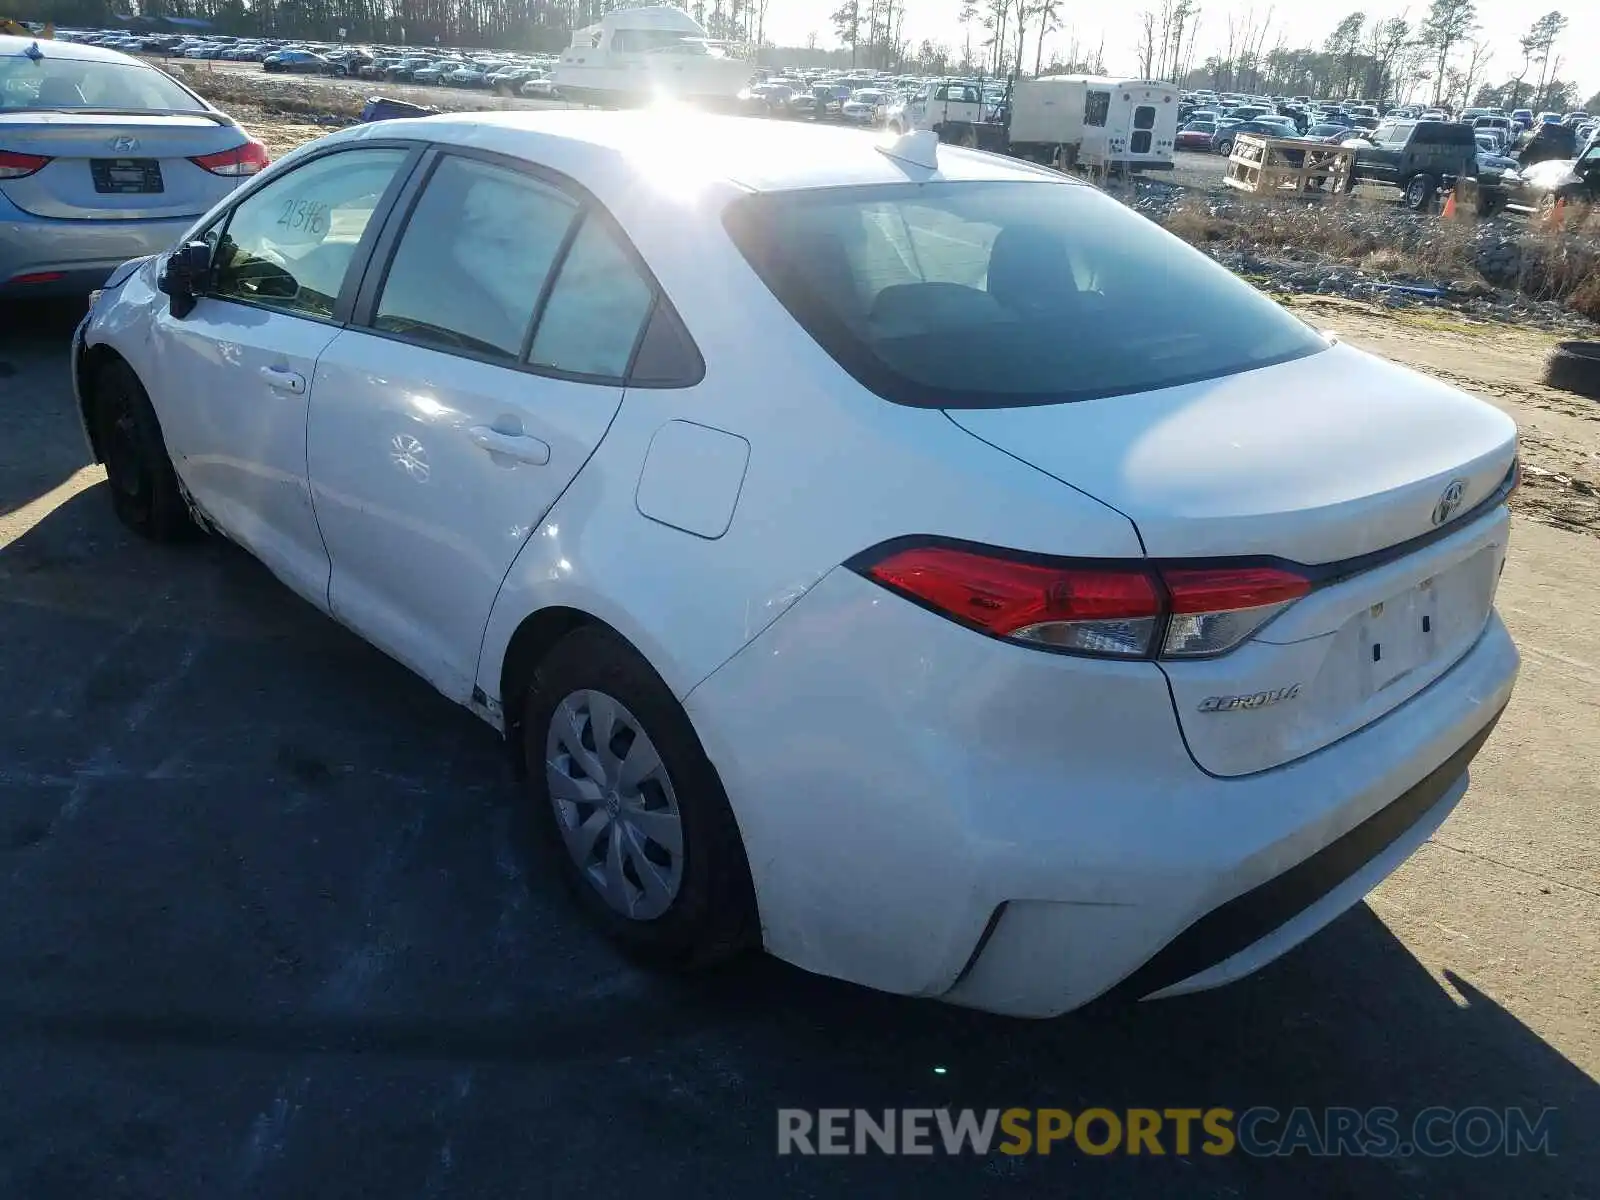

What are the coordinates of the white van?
(1008, 76, 1179, 171)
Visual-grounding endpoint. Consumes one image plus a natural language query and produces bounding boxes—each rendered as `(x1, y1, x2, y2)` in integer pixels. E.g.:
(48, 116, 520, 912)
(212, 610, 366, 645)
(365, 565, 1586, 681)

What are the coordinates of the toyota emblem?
(1431, 479, 1467, 527)
(109, 135, 140, 153)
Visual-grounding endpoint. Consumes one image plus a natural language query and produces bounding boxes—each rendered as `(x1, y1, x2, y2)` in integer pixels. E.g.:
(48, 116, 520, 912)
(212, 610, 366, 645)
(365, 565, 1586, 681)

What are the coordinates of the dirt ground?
(248, 110, 341, 159)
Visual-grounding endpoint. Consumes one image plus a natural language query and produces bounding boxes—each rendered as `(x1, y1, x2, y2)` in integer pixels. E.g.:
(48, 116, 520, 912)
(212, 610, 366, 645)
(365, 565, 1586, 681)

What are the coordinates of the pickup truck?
(892, 79, 986, 138)
(1335, 119, 1478, 211)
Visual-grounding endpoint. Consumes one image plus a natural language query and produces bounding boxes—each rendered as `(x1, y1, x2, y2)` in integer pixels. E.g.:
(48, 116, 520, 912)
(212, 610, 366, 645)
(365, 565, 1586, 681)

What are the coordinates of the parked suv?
(1337, 119, 1477, 211)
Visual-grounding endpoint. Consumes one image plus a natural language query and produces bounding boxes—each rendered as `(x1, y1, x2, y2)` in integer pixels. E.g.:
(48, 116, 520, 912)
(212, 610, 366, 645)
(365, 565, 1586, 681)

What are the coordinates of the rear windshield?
(722, 180, 1326, 409)
(0, 55, 204, 112)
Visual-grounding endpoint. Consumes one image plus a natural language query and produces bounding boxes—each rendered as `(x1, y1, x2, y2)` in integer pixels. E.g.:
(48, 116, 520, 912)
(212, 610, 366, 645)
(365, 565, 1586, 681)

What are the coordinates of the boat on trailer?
(551, 5, 756, 109)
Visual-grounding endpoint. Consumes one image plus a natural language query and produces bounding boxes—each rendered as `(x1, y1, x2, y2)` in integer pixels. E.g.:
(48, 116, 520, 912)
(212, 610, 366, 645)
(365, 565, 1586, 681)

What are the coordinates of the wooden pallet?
(1224, 134, 1355, 194)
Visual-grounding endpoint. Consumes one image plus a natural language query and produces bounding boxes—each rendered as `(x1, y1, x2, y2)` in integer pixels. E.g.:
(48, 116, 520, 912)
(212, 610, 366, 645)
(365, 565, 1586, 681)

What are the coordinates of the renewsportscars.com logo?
(777, 1107, 1556, 1158)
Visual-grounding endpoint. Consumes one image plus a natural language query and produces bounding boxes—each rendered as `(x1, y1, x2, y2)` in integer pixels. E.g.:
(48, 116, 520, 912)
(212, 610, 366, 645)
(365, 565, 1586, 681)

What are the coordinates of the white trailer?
(1007, 76, 1179, 172)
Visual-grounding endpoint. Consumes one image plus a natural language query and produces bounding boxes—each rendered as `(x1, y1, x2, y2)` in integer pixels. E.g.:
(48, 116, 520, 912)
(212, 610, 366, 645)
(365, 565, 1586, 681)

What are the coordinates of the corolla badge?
(108, 135, 140, 153)
(1198, 685, 1301, 713)
(1431, 479, 1467, 527)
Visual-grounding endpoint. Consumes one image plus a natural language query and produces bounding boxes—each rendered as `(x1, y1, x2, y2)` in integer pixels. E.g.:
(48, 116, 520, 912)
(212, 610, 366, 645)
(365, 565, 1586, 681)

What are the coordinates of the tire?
(1543, 342, 1600, 399)
(90, 359, 194, 542)
(1404, 173, 1437, 213)
(520, 626, 758, 967)
(1216, 140, 1232, 157)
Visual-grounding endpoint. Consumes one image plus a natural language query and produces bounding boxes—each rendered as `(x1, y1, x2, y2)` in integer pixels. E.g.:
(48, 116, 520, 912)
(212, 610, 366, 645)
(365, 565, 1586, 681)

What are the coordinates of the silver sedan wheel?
(545, 689, 684, 920)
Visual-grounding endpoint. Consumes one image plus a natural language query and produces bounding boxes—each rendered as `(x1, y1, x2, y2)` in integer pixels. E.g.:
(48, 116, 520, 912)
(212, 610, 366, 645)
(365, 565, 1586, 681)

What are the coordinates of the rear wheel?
(91, 360, 194, 542)
(1404, 173, 1438, 212)
(520, 627, 757, 967)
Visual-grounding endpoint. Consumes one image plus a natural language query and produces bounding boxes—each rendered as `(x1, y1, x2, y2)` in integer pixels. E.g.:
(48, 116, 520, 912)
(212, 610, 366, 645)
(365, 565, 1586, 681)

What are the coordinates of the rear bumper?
(0, 196, 195, 297)
(1101, 710, 1499, 1002)
(686, 566, 1518, 1018)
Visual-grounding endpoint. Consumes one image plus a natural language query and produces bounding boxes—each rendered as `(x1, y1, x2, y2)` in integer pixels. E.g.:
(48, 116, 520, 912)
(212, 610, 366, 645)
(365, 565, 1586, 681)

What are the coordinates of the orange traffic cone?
(1440, 189, 1457, 220)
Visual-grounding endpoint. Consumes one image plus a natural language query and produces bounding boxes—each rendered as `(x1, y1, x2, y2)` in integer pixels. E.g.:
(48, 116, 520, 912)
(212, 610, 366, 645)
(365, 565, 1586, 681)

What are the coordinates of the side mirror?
(157, 239, 212, 318)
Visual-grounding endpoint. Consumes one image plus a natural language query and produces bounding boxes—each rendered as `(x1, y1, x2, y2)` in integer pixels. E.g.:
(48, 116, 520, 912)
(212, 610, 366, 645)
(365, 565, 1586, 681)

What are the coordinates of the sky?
(765, 1, 1596, 99)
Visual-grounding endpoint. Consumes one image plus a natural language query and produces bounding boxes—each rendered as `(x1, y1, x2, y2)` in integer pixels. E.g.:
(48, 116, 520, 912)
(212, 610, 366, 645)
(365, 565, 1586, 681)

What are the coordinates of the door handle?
(469, 425, 551, 465)
(259, 365, 306, 395)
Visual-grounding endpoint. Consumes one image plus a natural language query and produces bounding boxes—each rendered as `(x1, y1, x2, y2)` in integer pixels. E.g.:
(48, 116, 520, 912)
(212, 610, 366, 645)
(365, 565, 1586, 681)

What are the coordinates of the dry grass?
(1161, 191, 1600, 325)
(1408, 218, 1481, 281)
(1511, 222, 1600, 311)
(1160, 203, 1244, 244)
(1360, 247, 1409, 274)
(170, 64, 367, 121)
(170, 62, 538, 123)
(1567, 272, 1600, 323)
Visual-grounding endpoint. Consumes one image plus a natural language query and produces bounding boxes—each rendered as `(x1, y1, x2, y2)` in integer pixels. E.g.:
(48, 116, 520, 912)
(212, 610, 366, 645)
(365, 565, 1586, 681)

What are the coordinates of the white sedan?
(72, 112, 1519, 1017)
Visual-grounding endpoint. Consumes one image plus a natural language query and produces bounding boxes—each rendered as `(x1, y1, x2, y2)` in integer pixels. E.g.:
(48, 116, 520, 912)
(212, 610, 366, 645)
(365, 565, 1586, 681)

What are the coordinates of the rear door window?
(722, 180, 1326, 409)
(373, 155, 579, 361)
(1132, 104, 1157, 152)
(365, 151, 695, 385)
(528, 216, 654, 379)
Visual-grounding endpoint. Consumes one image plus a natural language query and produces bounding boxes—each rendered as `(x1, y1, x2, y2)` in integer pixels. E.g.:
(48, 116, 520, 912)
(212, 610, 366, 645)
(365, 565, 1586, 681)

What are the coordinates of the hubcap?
(545, 689, 683, 920)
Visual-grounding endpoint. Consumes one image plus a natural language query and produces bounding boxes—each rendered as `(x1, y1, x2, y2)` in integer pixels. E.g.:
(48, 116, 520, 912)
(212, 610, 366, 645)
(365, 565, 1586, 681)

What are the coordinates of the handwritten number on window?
(276, 198, 329, 236)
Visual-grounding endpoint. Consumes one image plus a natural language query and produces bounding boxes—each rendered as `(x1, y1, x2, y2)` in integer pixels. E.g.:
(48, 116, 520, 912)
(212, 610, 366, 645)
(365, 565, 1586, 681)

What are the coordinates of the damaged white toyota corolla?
(73, 112, 1519, 1016)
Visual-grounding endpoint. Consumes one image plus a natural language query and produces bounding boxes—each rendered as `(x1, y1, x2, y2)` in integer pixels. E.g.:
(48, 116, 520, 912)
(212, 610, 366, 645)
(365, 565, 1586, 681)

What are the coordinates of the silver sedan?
(1, 34, 266, 296)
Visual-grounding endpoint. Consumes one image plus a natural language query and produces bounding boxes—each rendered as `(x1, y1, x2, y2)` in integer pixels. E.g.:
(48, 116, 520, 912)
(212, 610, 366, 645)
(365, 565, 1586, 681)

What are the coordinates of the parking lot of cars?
(46, 24, 1594, 221)
(1174, 88, 1596, 214)
(58, 25, 1000, 120)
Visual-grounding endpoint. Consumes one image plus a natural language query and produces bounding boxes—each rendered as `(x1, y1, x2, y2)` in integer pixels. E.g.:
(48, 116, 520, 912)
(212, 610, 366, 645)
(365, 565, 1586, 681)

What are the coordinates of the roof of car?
(0, 33, 148, 62)
(339, 109, 1067, 193)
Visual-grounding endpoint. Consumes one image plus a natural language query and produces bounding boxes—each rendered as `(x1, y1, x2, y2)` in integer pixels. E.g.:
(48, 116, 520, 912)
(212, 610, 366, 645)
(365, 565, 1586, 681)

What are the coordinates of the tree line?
(17, 0, 1599, 110)
(1154, 1, 1590, 113)
(18, 0, 775, 53)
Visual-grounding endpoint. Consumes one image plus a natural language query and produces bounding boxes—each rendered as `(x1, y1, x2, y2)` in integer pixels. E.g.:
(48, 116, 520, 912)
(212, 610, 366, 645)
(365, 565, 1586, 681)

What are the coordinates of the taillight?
(189, 139, 270, 176)
(1160, 566, 1311, 657)
(854, 542, 1310, 660)
(864, 546, 1161, 656)
(0, 150, 51, 179)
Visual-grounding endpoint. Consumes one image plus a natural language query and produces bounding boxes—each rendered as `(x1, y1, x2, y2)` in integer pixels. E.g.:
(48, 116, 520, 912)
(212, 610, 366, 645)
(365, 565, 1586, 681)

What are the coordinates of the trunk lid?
(0, 112, 244, 220)
(946, 343, 1518, 776)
